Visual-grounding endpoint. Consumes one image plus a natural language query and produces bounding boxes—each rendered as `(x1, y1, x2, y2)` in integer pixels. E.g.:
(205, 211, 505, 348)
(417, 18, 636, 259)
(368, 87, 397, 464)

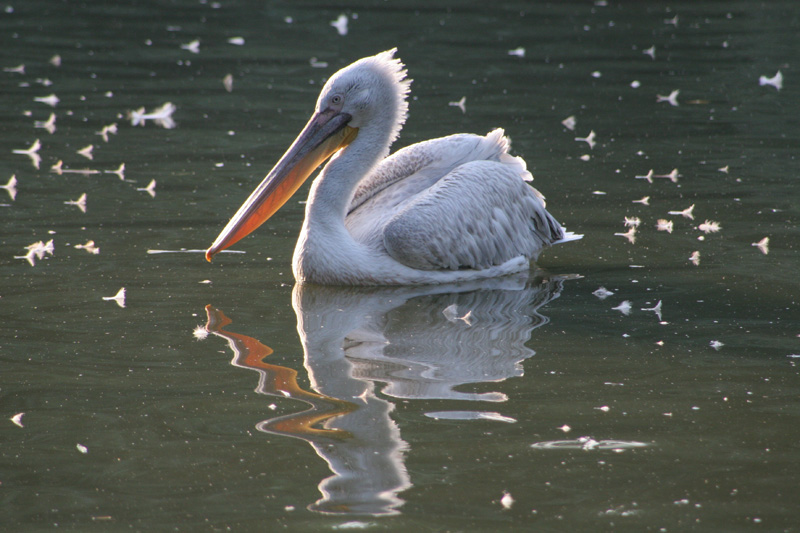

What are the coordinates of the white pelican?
(206, 49, 580, 285)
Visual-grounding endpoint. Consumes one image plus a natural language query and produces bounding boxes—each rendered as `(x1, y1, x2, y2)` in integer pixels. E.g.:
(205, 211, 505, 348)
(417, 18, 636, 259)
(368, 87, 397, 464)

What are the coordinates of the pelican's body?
(207, 50, 580, 285)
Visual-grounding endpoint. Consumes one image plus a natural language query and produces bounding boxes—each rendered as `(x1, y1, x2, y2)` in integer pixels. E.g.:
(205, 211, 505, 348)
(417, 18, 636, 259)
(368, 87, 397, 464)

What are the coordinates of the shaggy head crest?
(319, 49, 412, 147)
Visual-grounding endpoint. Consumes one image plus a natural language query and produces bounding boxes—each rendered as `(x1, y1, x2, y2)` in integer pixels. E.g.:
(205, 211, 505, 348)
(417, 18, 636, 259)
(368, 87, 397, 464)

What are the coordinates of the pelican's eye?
(330, 94, 344, 106)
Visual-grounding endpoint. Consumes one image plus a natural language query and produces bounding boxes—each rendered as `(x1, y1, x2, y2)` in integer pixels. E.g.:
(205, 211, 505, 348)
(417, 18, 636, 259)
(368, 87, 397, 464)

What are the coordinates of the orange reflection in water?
(203, 305, 357, 442)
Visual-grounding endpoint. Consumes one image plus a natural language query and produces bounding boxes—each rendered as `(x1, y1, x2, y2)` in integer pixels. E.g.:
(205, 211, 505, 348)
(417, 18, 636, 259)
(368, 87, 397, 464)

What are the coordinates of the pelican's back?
(344, 129, 575, 271)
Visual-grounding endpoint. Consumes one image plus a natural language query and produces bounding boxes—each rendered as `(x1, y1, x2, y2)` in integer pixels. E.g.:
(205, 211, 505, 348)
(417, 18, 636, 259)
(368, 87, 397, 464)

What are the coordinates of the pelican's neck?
(294, 116, 398, 284)
(305, 121, 393, 227)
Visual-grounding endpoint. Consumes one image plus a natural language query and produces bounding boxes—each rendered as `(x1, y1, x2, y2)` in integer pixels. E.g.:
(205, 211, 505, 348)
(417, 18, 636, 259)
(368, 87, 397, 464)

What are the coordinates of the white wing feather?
(345, 129, 570, 271)
(349, 129, 520, 212)
(383, 160, 564, 270)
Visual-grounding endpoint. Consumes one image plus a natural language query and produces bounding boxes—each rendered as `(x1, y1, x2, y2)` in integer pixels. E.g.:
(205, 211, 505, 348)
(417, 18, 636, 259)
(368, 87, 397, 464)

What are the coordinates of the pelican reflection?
(204, 272, 568, 516)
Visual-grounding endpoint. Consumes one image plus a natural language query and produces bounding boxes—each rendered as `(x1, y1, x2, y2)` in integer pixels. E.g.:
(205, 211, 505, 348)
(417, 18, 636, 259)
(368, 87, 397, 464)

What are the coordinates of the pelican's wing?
(348, 129, 520, 214)
(346, 129, 542, 252)
(382, 159, 568, 271)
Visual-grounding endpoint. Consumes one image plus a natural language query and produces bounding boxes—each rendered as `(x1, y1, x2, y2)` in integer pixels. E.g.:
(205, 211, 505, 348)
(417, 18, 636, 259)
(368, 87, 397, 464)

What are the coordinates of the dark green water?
(2, 1, 799, 531)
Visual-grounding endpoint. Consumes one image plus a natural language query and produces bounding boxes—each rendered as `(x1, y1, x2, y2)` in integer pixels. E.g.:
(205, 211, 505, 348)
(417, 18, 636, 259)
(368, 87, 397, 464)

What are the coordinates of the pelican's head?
(315, 48, 410, 147)
(206, 49, 411, 261)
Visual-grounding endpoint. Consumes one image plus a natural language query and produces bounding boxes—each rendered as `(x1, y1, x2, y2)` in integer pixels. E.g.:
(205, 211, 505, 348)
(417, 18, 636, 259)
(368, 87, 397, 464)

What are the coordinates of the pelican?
(206, 49, 580, 285)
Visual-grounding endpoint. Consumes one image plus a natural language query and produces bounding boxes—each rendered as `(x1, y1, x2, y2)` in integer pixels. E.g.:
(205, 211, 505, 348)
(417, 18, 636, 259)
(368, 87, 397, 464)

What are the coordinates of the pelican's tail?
(552, 231, 583, 245)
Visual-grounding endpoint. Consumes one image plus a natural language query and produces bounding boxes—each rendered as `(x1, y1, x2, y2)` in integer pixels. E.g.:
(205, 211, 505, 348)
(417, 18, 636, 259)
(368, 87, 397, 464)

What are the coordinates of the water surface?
(2, 1, 799, 531)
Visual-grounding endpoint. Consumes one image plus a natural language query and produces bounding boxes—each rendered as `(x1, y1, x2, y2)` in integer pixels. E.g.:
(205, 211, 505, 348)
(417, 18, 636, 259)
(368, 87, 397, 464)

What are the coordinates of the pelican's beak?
(205, 109, 358, 261)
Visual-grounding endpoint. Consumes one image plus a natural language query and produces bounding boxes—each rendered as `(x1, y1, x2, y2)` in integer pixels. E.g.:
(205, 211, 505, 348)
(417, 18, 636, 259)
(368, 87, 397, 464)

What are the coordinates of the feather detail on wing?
(348, 129, 522, 214)
(382, 159, 566, 271)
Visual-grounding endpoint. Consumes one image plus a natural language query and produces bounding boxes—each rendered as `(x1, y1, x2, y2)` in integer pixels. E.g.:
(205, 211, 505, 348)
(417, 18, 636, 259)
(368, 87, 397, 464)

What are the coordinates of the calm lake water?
(3, 0, 799, 531)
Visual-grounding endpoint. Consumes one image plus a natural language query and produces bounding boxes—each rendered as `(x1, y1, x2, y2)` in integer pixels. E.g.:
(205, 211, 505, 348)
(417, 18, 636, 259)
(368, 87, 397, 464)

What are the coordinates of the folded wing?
(345, 129, 570, 271)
